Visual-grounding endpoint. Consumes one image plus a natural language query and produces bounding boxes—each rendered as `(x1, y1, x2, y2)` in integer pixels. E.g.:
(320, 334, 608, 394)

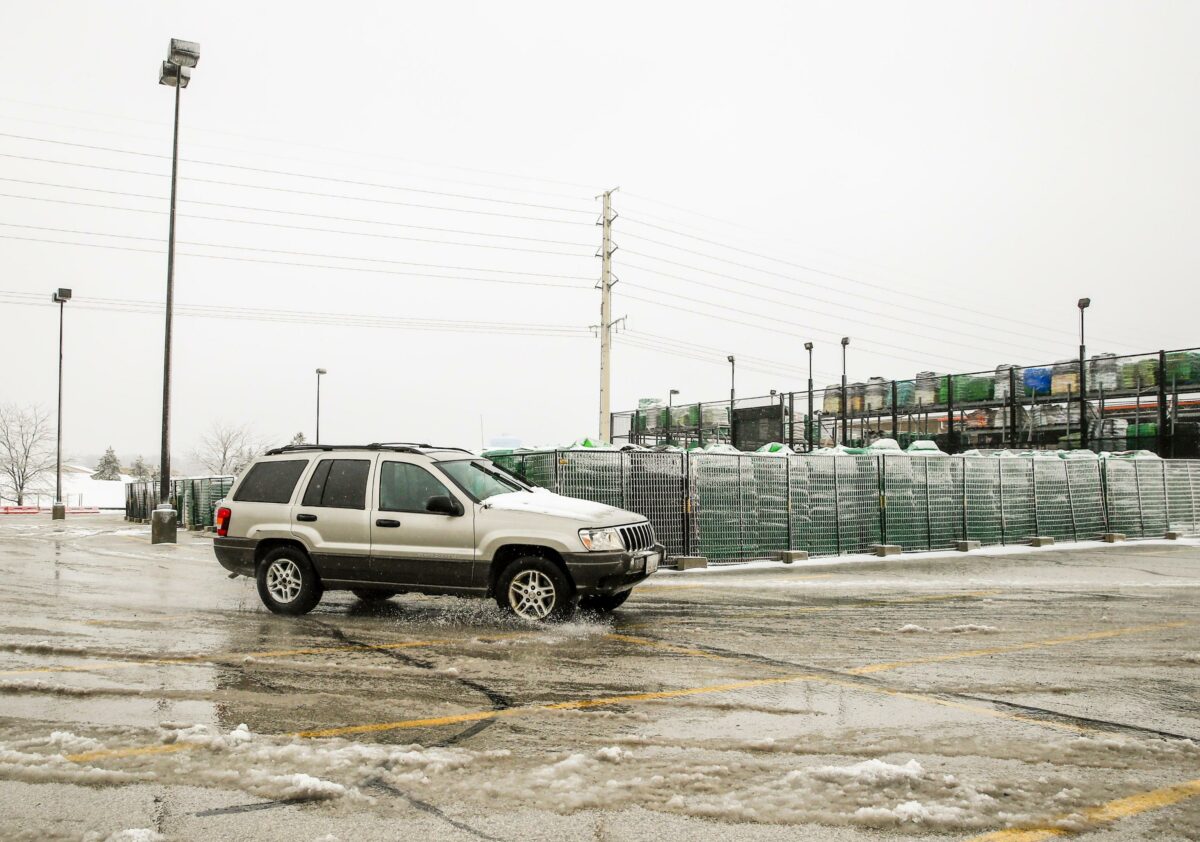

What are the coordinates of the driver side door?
(370, 459, 477, 589)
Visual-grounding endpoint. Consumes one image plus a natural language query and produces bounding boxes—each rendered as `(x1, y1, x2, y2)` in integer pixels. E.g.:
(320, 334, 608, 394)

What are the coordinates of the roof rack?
(263, 443, 474, 457)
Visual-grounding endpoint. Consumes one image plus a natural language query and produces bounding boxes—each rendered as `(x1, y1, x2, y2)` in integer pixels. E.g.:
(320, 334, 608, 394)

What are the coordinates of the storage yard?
(1, 515, 1197, 840)
(614, 348, 1200, 457)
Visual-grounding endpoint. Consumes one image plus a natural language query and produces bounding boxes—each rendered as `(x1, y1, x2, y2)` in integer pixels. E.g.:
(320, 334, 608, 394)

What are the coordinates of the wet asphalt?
(0, 514, 1197, 841)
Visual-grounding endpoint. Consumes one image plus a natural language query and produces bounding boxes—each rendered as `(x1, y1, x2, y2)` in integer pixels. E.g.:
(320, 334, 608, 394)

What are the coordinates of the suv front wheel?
(496, 556, 573, 621)
(257, 546, 323, 615)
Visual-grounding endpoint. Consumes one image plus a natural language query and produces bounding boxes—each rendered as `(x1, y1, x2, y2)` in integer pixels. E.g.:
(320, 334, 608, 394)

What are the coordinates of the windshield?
(437, 460, 527, 501)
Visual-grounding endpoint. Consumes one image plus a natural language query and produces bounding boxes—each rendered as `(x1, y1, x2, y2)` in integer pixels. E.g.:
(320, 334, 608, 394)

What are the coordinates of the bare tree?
(0, 404, 56, 506)
(191, 423, 264, 476)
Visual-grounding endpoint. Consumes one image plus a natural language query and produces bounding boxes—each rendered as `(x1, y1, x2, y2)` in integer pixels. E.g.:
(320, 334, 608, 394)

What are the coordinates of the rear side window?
(379, 462, 452, 513)
(233, 460, 309, 504)
(302, 459, 370, 509)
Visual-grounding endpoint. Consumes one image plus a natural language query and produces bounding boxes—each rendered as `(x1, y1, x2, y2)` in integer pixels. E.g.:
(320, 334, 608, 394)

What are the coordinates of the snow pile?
(83, 831, 165, 842)
(1183, 653, 1200, 664)
(897, 624, 932, 634)
(939, 624, 1000, 634)
(805, 758, 925, 785)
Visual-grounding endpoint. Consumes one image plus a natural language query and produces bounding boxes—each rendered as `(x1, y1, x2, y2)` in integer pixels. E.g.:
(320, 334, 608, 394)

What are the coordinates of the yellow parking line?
(962, 777, 1200, 841)
(64, 620, 1186, 765)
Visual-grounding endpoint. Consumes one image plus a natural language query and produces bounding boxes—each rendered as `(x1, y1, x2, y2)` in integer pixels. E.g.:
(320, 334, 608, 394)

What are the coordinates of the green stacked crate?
(895, 381, 916, 409)
(1119, 359, 1158, 389)
(1165, 352, 1200, 388)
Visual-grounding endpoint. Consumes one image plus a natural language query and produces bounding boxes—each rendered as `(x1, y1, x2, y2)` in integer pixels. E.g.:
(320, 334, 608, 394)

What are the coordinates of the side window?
(233, 460, 308, 504)
(379, 462, 453, 513)
(301, 459, 370, 510)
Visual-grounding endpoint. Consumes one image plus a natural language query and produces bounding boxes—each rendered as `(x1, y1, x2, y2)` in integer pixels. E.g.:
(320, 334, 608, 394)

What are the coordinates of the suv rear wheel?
(496, 556, 573, 621)
(257, 546, 323, 615)
(580, 590, 631, 613)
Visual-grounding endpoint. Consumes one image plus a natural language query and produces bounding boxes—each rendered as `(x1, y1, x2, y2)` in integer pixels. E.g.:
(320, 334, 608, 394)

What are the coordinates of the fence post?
(947, 376, 956, 454)
(1157, 350, 1168, 456)
(1162, 460, 1170, 531)
(1031, 461, 1041, 536)
(924, 457, 932, 550)
(681, 452, 691, 556)
(833, 457, 842, 555)
(1133, 461, 1145, 537)
(1064, 462, 1078, 541)
(1099, 460, 1111, 532)
(788, 392, 795, 449)
(1009, 367, 1019, 447)
(961, 457, 969, 541)
(891, 381, 899, 441)
(879, 455, 887, 545)
(997, 460, 1006, 545)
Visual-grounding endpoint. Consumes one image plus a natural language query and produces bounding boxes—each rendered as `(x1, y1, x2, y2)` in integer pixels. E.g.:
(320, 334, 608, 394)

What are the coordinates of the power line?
(0, 188, 595, 247)
(614, 335, 806, 380)
(0, 153, 591, 225)
(0, 196, 594, 257)
(621, 235, 1080, 355)
(0, 96, 599, 192)
(0, 111, 596, 202)
(619, 259, 1069, 363)
(616, 287, 990, 373)
(0, 291, 592, 337)
(620, 208, 1137, 351)
(0, 233, 593, 290)
(0, 132, 597, 214)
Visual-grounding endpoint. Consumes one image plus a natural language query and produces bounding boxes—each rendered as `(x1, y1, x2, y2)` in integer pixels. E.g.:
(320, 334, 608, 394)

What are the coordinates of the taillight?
(216, 507, 231, 537)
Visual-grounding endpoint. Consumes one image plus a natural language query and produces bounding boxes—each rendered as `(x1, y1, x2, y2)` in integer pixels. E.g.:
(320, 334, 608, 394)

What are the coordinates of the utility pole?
(596, 188, 619, 442)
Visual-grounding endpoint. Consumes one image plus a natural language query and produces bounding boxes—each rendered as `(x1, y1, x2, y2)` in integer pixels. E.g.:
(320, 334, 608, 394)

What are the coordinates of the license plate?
(645, 552, 660, 574)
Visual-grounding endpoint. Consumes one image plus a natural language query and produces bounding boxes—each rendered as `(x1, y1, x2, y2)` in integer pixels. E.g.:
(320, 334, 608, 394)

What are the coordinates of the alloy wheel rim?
(266, 559, 303, 603)
(508, 569, 556, 619)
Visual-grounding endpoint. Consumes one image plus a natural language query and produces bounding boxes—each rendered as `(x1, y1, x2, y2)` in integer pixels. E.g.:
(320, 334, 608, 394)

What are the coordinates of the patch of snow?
(805, 758, 925, 785)
(897, 624, 932, 634)
(939, 625, 1000, 634)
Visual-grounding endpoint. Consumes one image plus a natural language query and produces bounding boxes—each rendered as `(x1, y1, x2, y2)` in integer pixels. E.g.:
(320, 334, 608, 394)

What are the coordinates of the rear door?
(370, 458, 477, 588)
(291, 456, 375, 583)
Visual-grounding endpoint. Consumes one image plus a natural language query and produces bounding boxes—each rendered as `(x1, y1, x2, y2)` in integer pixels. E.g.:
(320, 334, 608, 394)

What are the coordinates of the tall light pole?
(840, 337, 850, 445)
(315, 368, 328, 444)
(1078, 298, 1090, 451)
(727, 355, 736, 446)
(804, 342, 814, 450)
(667, 388, 679, 445)
(152, 37, 200, 546)
(51, 288, 71, 520)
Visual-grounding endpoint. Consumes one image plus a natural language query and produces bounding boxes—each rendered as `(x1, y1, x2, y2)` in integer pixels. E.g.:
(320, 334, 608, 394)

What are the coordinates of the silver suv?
(212, 444, 662, 620)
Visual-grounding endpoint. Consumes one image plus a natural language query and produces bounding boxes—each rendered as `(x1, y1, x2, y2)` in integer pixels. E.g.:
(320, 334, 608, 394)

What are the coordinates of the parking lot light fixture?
(153, 37, 199, 546)
(51, 288, 71, 520)
(316, 368, 328, 444)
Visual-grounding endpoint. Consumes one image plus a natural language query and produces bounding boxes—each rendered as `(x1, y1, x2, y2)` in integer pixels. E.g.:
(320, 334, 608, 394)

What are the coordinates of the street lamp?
(152, 37, 200, 546)
(727, 355, 735, 445)
(51, 288, 71, 520)
(804, 342, 814, 450)
(1078, 298, 1090, 451)
(316, 368, 328, 444)
(840, 337, 850, 445)
(667, 388, 679, 445)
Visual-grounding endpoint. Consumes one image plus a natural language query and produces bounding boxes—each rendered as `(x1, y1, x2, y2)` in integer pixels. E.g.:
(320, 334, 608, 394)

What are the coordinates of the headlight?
(578, 526, 623, 552)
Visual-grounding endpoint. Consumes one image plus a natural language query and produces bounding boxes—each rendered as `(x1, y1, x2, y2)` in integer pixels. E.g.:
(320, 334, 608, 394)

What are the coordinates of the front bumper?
(214, 536, 256, 577)
(562, 543, 664, 595)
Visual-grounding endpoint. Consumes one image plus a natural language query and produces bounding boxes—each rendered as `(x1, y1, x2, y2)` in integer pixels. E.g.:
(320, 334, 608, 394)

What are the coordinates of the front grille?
(618, 522, 655, 552)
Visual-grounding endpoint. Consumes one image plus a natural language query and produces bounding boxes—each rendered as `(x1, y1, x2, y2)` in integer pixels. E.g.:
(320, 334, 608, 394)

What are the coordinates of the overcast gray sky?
(1, 1, 1196, 464)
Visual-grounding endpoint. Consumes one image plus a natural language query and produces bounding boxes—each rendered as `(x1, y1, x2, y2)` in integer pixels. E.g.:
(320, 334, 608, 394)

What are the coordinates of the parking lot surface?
(0, 514, 1197, 841)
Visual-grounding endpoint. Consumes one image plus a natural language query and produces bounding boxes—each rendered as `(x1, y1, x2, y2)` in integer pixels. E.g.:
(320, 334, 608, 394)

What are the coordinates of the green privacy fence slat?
(928, 458, 965, 548)
(1164, 461, 1200, 535)
(626, 451, 688, 557)
(838, 455, 882, 554)
(882, 456, 925, 550)
(1136, 461, 1168, 537)
(966, 459, 1003, 545)
(999, 461, 1036, 544)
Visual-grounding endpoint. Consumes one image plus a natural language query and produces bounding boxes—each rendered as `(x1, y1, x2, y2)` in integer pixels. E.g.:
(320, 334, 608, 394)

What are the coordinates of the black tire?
(580, 589, 631, 614)
(256, 546, 323, 616)
(495, 555, 574, 621)
(351, 588, 397, 603)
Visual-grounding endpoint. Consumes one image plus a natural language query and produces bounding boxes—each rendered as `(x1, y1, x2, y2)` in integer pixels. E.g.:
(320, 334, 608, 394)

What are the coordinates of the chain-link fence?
(486, 450, 1199, 565)
(124, 476, 233, 529)
(129, 455, 1198, 562)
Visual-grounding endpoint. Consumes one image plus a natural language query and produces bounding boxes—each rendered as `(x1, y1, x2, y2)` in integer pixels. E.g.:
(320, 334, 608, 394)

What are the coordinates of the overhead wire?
(0, 132, 596, 214)
(0, 153, 591, 225)
(0, 95, 598, 191)
(0, 233, 592, 291)
(0, 290, 591, 338)
(619, 203, 1137, 350)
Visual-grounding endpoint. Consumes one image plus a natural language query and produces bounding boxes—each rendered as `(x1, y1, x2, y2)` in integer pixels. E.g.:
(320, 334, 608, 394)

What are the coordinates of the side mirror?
(426, 495, 463, 516)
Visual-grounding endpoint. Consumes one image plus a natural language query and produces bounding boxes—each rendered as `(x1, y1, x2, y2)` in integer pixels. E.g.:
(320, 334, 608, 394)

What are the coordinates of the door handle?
(375, 518, 401, 528)
(296, 513, 318, 522)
